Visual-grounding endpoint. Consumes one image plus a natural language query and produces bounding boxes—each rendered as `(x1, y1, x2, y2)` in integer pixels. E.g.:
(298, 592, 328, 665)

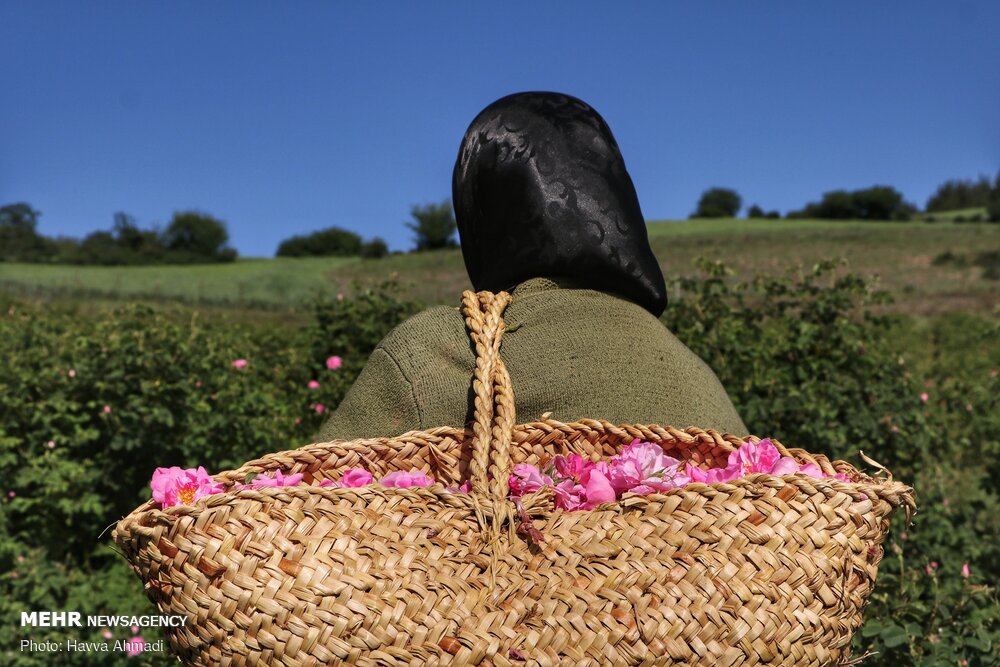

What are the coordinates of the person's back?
(318, 91, 748, 442)
(318, 276, 746, 441)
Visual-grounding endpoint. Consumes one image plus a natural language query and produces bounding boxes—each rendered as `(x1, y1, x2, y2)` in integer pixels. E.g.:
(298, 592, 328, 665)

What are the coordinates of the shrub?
(0, 268, 996, 665)
(664, 259, 999, 664)
(747, 204, 764, 219)
(974, 250, 1000, 280)
(0, 281, 422, 665)
(931, 251, 968, 268)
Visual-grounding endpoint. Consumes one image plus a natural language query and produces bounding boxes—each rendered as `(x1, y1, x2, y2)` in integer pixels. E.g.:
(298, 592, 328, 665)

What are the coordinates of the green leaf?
(880, 623, 910, 648)
(861, 620, 885, 638)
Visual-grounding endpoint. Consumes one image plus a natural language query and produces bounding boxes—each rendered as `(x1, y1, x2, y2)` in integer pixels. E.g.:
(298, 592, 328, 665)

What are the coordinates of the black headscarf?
(452, 91, 667, 316)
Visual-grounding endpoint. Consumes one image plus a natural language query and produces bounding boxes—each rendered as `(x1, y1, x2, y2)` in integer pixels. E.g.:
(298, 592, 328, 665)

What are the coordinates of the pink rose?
(769, 457, 801, 475)
(962, 562, 970, 578)
(338, 468, 373, 488)
(796, 463, 825, 479)
(553, 453, 592, 482)
(508, 464, 553, 497)
(609, 440, 689, 494)
(326, 355, 343, 370)
(307, 380, 320, 389)
(231, 359, 248, 370)
(685, 463, 739, 484)
(151, 466, 224, 507)
(552, 479, 585, 511)
(728, 438, 782, 476)
(313, 403, 326, 413)
(581, 469, 615, 509)
(246, 470, 304, 489)
(125, 635, 146, 656)
(380, 470, 434, 488)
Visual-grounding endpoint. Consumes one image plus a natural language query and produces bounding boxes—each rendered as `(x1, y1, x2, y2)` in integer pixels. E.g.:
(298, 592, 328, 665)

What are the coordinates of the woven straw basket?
(114, 290, 915, 667)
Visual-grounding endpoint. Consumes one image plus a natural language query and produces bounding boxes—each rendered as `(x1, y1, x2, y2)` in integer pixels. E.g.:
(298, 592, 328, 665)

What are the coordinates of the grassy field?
(0, 256, 359, 305)
(2, 218, 998, 315)
(921, 206, 989, 220)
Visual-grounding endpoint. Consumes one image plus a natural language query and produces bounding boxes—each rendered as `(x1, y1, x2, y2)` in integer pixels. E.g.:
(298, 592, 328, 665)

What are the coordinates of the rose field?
(1, 219, 997, 665)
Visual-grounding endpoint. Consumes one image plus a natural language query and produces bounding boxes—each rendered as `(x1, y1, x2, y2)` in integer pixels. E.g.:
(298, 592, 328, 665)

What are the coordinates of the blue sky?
(2, 1, 998, 257)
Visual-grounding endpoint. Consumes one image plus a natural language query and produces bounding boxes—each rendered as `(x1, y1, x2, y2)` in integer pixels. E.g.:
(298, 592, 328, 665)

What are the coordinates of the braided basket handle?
(462, 290, 516, 502)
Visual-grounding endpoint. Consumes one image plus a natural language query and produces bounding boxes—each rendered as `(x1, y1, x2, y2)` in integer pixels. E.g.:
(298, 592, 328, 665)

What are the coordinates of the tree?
(747, 204, 765, 219)
(77, 231, 125, 265)
(813, 190, 856, 219)
(112, 212, 142, 249)
(926, 175, 993, 212)
(111, 212, 165, 263)
(0, 202, 54, 262)
(406, 201, 457, 251)
(988, 171, 1000, 222)
(0, 202, 39, 232)
(162, 210, 236, 262)
(691, 188, 741, 218)
(852, 186, 912, 220)
(788, 186, 914, 221)
(360, 237, 389, 259)
(276, 227, 363, 257)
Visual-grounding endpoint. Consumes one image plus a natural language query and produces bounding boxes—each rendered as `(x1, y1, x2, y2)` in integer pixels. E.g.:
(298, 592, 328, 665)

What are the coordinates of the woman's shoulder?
(375, 304, 468, 360)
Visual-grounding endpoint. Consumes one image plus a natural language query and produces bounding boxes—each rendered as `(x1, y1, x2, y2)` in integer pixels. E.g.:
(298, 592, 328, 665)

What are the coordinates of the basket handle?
(462, 290, 515, 503)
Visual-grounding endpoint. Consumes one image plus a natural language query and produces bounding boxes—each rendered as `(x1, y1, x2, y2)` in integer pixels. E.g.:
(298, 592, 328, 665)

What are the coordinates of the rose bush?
(0, 269, 996, 665)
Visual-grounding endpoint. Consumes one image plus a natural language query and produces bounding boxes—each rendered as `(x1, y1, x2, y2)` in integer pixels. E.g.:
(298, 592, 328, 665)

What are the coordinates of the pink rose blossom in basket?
(339, 468, 375, 487)
(151, 467, 224, 508)
(320, 468, 374, 488)
(445, 480, 473, 493)
(608, 440, 690, 495)
(380, 470, 434, 488)
(150, 436, 856, 517)
(509, 464, 553, 496)
(244, 470, 304, 489)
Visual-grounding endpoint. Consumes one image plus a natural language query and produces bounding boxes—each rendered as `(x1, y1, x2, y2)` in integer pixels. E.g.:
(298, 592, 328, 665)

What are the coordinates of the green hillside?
(1, 219, 998, 315)
(0, 256, 358, 305)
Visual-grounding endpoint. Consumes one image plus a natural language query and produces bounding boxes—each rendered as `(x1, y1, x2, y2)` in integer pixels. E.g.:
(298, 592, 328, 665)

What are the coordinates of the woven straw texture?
(114, 290, 915, 667)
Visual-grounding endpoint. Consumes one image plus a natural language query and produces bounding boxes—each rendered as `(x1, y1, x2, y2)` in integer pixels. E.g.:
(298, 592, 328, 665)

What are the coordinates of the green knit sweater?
(317, 277, 747, 441)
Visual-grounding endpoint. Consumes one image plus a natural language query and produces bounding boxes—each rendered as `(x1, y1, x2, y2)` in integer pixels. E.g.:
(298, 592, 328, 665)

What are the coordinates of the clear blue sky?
(2, 2, 998, 257)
